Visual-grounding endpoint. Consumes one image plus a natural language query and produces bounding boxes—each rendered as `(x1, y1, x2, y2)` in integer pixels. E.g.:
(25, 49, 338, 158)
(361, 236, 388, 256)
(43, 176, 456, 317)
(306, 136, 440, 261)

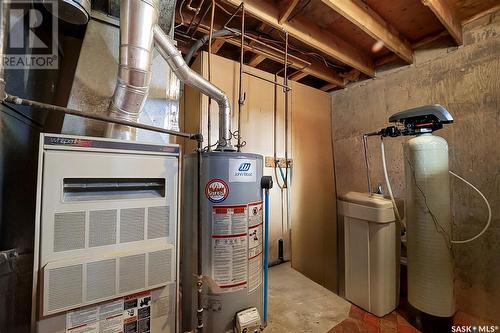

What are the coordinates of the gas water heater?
(182, 152, 265, 332)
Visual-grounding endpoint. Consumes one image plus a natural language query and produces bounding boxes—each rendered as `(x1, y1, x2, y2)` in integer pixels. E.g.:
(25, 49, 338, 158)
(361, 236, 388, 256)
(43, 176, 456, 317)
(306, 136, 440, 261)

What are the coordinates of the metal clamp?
(0, 249, 18, 276)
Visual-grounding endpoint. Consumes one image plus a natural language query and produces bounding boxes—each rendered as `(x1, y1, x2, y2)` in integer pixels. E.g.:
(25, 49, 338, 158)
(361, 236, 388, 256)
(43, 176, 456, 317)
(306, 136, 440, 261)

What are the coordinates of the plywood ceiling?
(174, 0, 500, 91)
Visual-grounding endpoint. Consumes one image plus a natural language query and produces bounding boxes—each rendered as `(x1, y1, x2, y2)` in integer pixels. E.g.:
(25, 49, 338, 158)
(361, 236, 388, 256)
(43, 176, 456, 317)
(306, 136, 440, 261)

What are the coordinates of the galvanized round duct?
(43, 0, 91, 25)
(106, 0, 160, 139)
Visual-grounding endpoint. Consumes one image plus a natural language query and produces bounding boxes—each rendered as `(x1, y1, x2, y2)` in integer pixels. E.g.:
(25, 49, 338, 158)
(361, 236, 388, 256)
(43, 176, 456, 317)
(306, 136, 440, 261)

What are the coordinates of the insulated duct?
(102, 0, 232, 149)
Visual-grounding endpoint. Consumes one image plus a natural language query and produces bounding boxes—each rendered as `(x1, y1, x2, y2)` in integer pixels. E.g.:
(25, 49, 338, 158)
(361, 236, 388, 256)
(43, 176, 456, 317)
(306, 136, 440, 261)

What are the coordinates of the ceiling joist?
(422, 0, 463, 44)
(289, 71, 308, 81)
(320, 83, 336, 92)
(279, 0, 300, 25)
(320, 0, 414, 64)
(224, 0, 375, 77)
(211, 38, 227, 54)
(248, 54, 266, 66)
(175, 11, 345, 87)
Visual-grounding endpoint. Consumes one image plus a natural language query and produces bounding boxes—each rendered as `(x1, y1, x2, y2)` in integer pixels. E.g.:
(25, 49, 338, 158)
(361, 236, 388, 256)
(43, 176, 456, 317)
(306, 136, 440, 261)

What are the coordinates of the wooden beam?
(375, 30, 451, 67)
(248, 54, 266, 67)
(321, 83, 337, 92)
(289, 71, 308, 81)
(422, 0, 463, 44)
(211, 38, 226, 54)
(175, 10, 346, 87)
(279, 0, 300, 25)
(462, 3, 500, 25)
(320, 0, 413, 63)
(225, 0, 375, 77)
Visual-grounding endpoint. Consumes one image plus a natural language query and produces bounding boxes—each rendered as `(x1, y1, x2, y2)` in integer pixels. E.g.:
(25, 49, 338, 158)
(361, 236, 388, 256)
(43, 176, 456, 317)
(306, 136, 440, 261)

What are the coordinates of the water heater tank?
(182, 152, 264, 332)
(404, 133, 454, 317)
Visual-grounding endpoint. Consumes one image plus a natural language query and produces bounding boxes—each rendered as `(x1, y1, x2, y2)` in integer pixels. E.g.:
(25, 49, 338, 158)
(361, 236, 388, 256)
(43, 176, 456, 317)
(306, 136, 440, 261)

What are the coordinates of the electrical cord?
(381, 139, 492, 245)
(175, 0, 187, 29)
(448, 171, 492, 244)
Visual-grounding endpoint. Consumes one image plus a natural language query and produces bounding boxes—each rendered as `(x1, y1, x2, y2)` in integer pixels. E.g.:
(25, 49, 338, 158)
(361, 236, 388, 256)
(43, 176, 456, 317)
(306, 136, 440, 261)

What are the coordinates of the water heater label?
(248, 202, 263, 293)
(211, 205, 249, 292)
(205, 179, 229, 203)
(229, 159, 257, 183)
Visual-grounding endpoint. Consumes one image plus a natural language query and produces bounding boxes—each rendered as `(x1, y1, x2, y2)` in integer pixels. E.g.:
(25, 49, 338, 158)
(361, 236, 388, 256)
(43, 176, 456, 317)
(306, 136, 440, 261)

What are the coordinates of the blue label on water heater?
(229, 159, 256, 183)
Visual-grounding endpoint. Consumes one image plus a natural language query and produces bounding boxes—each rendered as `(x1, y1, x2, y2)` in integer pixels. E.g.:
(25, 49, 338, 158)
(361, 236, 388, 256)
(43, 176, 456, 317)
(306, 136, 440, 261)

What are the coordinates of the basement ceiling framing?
(174, 0, 500, 91)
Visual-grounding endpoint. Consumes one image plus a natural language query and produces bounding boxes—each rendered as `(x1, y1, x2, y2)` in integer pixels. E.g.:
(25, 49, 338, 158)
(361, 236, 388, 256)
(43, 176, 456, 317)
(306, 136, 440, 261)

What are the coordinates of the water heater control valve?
(235, 307, 262, 333)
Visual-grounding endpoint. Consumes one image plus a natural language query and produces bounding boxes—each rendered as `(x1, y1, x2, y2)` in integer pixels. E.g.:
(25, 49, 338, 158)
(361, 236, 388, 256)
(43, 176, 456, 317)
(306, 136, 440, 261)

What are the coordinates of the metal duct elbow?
(107, 0, 159, 140)
(153, 25, 234, 151)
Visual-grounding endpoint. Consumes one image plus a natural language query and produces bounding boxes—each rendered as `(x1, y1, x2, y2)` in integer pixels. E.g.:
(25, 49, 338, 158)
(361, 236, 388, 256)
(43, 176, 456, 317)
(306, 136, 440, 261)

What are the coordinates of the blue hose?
(263, 189, 270, 324)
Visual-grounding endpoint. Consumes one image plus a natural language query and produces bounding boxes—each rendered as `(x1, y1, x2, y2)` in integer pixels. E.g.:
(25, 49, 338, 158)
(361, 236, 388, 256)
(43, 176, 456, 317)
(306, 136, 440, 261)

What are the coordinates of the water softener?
(365, 105, 491, 321)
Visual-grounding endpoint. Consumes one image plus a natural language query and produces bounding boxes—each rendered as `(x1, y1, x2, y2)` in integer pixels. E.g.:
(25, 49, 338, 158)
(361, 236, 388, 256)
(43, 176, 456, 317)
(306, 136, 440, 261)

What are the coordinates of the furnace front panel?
(33, 134, 180, 333)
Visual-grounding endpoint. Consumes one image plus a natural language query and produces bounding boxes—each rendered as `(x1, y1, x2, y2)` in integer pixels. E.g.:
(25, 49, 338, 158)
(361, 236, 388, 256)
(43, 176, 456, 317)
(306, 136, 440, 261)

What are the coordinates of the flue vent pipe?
(106, 0, 233, 149)
(106, 0, 159, 139)
(153, 25, 234, 151)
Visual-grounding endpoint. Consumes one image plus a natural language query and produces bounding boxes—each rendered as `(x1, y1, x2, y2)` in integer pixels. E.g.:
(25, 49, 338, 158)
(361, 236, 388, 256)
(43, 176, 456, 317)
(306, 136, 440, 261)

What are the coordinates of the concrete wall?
(330, 12, 500, 321)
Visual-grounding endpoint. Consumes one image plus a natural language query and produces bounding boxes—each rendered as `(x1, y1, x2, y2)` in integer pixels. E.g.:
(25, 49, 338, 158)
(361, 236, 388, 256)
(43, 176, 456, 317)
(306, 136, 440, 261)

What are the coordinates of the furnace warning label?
(123, 291, 151, 333)
(248, 202, 263, 293)
(66, 292, 151, 333)
(212, 205, 249, 292)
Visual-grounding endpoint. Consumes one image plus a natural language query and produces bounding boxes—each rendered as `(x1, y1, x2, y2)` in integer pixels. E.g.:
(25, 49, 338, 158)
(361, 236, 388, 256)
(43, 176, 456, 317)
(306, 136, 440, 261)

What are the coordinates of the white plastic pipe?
(380, 139, 403, 225)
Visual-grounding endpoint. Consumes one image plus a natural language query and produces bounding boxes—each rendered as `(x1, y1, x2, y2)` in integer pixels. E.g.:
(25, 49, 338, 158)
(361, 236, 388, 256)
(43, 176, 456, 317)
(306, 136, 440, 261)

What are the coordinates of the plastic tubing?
(380, 138, 491, 243)
(263, 189, 270, 324)
(380, 139, 404, 225)
(449, 171, 492, 244)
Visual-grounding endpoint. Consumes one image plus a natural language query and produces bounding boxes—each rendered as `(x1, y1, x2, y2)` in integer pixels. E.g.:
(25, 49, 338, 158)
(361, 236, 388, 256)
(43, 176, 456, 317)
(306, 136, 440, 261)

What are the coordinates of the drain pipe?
(153, 25, 234, 151)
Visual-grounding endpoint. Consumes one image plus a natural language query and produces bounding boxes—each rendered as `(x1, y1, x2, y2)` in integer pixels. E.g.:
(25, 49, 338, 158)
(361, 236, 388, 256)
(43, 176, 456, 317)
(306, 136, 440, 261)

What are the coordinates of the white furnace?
(32, 134, 180, 333)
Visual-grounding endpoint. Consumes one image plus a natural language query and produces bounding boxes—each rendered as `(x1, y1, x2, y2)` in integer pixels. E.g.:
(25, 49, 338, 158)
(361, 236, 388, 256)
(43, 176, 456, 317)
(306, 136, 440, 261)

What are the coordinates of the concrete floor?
(267, 262, 350, 332)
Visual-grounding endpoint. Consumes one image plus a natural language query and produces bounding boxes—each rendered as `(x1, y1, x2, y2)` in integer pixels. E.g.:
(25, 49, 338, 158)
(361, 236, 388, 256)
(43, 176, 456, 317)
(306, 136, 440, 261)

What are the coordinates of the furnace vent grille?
(54, 212, 85, 252)
(47, 264, 83, 312)
(120, 208, 145, 243)
(148, 249, 172, 286)
(86, 259, 116, 301)
(119, 254, 146, 293)
(89, 209, 117, 247)
(148, 206, 170, 239)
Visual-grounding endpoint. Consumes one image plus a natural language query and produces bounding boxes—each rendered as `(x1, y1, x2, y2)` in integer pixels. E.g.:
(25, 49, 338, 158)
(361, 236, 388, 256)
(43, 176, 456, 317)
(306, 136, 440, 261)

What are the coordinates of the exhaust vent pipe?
(106, 0, 159, 140)
(153, 25, 233, 151)
(105, 0, 233, 149)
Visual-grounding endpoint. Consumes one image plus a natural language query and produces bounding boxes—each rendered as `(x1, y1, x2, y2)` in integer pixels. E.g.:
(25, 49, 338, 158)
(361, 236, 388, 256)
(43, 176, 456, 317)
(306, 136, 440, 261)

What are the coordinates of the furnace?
(33, 134, 180, 333)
